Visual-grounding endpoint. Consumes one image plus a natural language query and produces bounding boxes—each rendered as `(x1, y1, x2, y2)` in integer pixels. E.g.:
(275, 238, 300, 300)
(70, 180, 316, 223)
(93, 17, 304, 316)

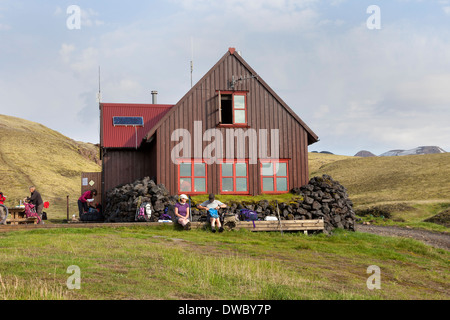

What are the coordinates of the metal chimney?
(151, 90, 158, 104)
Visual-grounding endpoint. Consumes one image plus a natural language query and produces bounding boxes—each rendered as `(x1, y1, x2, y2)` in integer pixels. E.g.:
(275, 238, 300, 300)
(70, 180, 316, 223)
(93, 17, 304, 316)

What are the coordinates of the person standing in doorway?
(78, 189, 97, 218)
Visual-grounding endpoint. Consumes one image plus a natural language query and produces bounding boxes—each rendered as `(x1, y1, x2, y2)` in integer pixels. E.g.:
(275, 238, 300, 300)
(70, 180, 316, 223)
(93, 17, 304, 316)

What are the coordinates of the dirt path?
(355, 224, 450, 251)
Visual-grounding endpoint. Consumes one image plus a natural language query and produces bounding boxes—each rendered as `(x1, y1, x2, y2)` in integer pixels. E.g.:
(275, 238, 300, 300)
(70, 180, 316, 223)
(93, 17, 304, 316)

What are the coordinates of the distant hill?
(310, 152, 450, 206)
(379, 146, 446, 157)
(0, 114, 101, 219)
(354, 150, 376, 157)
(311, 151, 334, 155)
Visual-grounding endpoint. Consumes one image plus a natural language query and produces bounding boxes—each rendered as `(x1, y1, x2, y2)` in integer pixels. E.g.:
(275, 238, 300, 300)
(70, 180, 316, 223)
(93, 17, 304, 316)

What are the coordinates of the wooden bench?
(5, 217, 38, 225)
(234, 219, 324, 233)
(190, 218, 324, 233)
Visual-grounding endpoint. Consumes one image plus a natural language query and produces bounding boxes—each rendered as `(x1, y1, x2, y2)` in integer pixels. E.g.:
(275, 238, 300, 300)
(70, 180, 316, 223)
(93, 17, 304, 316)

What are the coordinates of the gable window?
(260, 160, 289, 193)
(178, 160, 207, 194)
(220, 160, 249, 194)
(218, 91, 247, 125)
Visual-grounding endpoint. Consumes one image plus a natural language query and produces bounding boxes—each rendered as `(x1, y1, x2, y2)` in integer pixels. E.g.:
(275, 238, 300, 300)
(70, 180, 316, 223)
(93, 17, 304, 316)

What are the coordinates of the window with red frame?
(219, 92, 247, 125)
(220, 161, 249, 194)
(178, 161, 207, 194)
(260, 160, 289, 193)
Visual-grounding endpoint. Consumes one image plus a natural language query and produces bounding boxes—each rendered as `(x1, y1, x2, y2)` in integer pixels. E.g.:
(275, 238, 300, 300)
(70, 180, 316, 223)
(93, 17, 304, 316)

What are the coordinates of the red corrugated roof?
(101, 103, 173, 148)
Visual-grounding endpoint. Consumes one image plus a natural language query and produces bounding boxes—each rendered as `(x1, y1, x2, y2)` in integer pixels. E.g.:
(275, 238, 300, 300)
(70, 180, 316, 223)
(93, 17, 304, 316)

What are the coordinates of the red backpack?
(24, 203, 41, 224)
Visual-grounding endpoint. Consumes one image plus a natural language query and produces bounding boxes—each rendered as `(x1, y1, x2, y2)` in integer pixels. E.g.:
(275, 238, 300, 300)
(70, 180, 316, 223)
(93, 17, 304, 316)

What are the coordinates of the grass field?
(0, 225, 448, 300)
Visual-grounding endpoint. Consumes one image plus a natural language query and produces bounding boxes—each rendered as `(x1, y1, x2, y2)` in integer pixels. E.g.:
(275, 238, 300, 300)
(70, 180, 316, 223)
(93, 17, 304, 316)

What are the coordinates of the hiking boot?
(184, 222, 191, 230)
(218, 226, 224, 233)
(211, 228, 216, 233)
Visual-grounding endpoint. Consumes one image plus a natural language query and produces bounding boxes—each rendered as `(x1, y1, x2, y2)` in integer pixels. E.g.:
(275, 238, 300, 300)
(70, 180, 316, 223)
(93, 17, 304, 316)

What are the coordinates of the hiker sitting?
(197, 194, 226, 233)
(174, 194, 191, 230)
(78, 189, 97, 218)
(24, 186, 44, 224)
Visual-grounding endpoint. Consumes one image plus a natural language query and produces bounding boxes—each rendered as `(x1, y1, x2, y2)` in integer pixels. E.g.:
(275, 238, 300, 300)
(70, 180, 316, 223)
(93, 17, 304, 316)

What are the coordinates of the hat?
(208, 193, 215, 201)
(179, 194, 188, 200)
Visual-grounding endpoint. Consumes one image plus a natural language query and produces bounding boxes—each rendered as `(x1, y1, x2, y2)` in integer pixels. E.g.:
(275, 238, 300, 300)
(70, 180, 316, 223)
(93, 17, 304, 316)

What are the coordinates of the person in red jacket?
(0, 191, 6, 224)
(78, 189, 97, 218)
(0, 191, 5, 205)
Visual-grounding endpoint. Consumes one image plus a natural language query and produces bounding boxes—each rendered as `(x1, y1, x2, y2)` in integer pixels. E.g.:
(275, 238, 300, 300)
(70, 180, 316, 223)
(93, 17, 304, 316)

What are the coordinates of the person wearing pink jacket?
(78, 189, 97, 218)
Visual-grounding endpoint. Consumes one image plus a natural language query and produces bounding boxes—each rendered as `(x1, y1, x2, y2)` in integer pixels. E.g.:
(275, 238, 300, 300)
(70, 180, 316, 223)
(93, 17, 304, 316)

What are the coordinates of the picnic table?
(4, 206, 38, 225)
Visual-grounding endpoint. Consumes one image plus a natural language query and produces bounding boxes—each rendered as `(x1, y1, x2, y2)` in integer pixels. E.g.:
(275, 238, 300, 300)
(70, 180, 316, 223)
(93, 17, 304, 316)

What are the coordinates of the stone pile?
(103, 174, 356, 233)
(290, 174, 356, 233)
(103, 177, 177, 222)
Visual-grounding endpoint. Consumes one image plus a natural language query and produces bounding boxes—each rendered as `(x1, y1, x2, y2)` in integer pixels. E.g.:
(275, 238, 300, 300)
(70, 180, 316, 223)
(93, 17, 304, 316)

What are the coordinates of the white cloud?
(54, 6, 63, 16)
(172, 0, 319, 32)
(59, 43, 75, 63)
(388, 74, 450, 107)
(290, 19, 450, 155)
(81, 8, 104, 27)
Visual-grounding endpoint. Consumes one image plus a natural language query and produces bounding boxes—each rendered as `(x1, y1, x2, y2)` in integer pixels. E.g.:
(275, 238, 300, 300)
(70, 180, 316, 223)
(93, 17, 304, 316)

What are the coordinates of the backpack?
(136, 202, 152, 222)
(239, 208, 258, 221)
(160, 206, 173, 221)
(24, 203, 41, 224)
(239, 209, 259, 228)
(80, 208, 104, 222)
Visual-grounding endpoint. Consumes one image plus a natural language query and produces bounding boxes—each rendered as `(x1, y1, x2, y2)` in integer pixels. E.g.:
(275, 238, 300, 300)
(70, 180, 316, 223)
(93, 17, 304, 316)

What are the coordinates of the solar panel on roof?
(113, 116, 144, 126)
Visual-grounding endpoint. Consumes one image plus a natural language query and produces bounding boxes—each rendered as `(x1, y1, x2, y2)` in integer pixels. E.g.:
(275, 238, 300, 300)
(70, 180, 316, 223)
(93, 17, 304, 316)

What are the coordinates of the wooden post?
(67, 195, 69, 221)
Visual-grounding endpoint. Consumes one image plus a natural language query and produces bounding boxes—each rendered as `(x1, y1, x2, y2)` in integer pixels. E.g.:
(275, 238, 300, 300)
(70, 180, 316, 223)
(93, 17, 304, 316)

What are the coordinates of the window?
(260, 160, 289, 193)
(220, 160, 249, 194)
(219, 91, 247, 125)
(178, 161, 207, 194)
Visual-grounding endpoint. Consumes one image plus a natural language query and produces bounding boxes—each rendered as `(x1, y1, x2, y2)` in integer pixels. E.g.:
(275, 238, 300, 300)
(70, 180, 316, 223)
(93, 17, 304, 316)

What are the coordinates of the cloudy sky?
(1, 0, 449, 156)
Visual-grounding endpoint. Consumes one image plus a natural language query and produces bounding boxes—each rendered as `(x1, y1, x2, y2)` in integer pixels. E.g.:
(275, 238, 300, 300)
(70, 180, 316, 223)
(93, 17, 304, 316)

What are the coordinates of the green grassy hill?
(310, 152, 450, 206)
(0, 114, 101, 220)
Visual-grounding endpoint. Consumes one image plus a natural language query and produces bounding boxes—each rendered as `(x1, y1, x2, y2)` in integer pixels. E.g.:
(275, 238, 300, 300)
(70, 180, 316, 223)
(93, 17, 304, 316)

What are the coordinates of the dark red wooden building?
(100, 48, 318, 199)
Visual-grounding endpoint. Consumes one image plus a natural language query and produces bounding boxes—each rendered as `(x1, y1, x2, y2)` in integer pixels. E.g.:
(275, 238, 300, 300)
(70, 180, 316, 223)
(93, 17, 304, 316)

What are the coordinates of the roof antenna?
(97, 66, 102, 103)
(190, 37, 194, 88)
